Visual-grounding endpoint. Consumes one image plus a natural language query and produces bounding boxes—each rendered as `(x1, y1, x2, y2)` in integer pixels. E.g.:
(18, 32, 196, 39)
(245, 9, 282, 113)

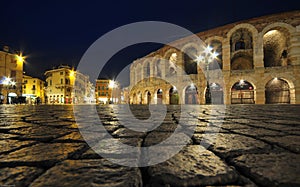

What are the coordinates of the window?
(60, 72, 64, 75)
(32, 85, 36, 90)
(50, 80, 52, 86)
(33, 80, 36, 83)
(61, 79, 63, 84)
(10, 70, 16, 78)
(235, 41, 245, 50)
(98, 86, 100, 90)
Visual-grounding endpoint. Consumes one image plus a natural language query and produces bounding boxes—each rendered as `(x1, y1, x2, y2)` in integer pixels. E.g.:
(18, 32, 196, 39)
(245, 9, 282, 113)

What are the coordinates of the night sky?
(1, 1, 299, 87)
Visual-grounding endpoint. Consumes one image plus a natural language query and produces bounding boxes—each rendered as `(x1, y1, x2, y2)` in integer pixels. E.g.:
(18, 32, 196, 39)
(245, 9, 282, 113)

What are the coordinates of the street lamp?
(196, 45, 218, 104)
(3, 77, 16, 104)
(1, 51, 25, 104)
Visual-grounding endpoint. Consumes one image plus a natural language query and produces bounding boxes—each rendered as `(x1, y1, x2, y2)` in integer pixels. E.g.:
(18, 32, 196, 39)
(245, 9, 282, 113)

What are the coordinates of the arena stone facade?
(129, 11, 300, 105)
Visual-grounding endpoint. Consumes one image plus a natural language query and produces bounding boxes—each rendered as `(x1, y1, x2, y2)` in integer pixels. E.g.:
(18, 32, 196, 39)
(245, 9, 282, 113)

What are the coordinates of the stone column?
(289, 28, 300, 66)
(222, 42, 231, 71)
(222, 72, 231, 105)
(253, 34, 265, 68)
(255, 88, 265, 104)
(164, 89, 170, 105)
(150, 61, 155, 77)
(224, 85, 231, 105)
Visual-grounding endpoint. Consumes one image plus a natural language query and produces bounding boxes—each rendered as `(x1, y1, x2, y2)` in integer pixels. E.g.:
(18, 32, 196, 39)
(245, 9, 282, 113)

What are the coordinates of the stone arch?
(205, 37, 223, 70)
(182, 43, 200, 75)
(227, 24, 258, 71)
(184, 84, 199, 104)
(137, 91, 142, 104)
(231, 80, 255, 104)
(143, 60, 151, 79)
(261, 22, 295, 36)
(132, 92, 137, 104)
(136, 63, 143, 83)
(144, 90, 152, 104)
(227, 23, 259, 42)
(209, 82, 224, 104)
(261, 23, 295, 67)
(163, 48, 179, 77)
(265, 78, 290, 104)
(156, 88, 163, 104)
(152, 55, 163, 78)
(169, 86, 179, 104)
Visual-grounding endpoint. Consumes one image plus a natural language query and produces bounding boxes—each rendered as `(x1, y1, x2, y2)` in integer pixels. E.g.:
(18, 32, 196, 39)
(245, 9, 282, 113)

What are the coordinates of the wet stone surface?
(0, 104, 299, 187)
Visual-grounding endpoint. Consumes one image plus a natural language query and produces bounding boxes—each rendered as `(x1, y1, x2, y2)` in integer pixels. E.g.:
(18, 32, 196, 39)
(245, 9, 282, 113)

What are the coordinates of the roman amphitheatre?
(129, 10, 300, 105)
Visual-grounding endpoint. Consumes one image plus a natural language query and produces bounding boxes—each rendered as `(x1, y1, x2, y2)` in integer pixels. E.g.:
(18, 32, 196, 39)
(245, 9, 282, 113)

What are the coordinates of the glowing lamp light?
(109, 80, 115, 88)
(11, 81, 16, 86)
(204, 46, 213, 54)
(16, 54, 25, 63)
(69, 70, 75, 77)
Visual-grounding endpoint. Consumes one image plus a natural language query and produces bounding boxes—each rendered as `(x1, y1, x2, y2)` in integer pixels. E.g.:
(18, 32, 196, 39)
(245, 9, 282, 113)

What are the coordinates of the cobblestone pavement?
(0, 104, 299, 187)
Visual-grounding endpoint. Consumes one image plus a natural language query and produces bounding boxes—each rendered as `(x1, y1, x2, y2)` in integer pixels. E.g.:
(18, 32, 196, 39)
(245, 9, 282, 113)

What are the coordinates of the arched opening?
(185, 84, 198, 104)
(265, 78, 290, 104)
(137, 91, 142, 104)
(167, 53, 177, 76)
(263, 29, 289, 67)
(145, 62, 150, 78)
(144, 90, 151, 105)
(210, 83, 224, 104)
(169, 87, 179, 105)
(231, 28, 253, 52)
(132, 93, 137, 104)
(209, 40, 223, 70)
(183, 47, 198, 74)
(157, 89, 163, 104)
(136, 64, 142, 83)
(230, 28, 254, 70)
(155, 59, 162, 78)
(7, 92, 17, 104)
(235, 41, 245, 50)
(231, 80, 255, 104)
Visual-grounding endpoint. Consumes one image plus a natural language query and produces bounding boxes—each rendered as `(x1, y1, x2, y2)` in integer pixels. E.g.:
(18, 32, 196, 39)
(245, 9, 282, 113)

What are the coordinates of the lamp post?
(196, 46, 218, 104)
(3, 77, 16, 104)
(1, 51, 25, 104)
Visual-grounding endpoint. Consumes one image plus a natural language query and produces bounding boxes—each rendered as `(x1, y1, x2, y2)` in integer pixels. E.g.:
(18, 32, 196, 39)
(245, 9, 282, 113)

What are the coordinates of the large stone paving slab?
(9, 126, 71, 141)
(231, 152, 300, 186)
(29, 159, 142, 187)
(0, 139, 35, 154)
(258, 135, 300, 153)
(193, 133, 272, 158)
(146, 145, 241, 186)
(0, 143, 85, 167)
(0, 166, 44, 187)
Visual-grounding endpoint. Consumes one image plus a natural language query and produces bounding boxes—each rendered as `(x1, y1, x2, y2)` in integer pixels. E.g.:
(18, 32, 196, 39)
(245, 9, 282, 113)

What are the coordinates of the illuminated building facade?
(22, 75, 45, 104)
(95, 79, 121, 104)
(0, 45, 24, 104)
(129, 11, 300, 105)
(44, 65, 91, 104)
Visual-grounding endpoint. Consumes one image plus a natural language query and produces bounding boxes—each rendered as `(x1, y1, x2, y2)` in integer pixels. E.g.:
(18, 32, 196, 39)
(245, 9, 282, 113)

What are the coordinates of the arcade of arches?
(129, 11, 300, 104)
